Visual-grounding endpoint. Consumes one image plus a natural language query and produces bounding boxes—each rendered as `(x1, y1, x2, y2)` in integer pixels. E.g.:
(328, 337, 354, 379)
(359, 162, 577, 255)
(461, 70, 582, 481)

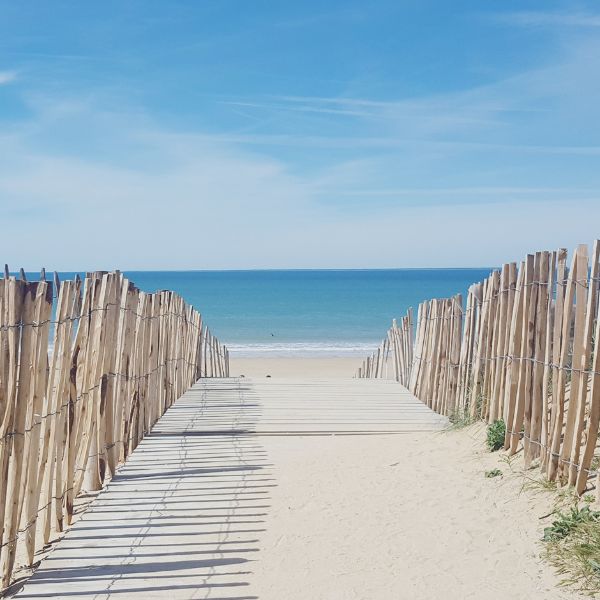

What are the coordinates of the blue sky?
(1, 1, 599, 269)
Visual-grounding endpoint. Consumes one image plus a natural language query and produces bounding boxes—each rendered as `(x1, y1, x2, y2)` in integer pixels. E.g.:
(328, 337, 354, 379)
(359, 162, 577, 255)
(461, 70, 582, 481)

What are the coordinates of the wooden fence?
(355, 310, 413, 387)
(0, 269, 228, 588)
(360, 241, 600, 496)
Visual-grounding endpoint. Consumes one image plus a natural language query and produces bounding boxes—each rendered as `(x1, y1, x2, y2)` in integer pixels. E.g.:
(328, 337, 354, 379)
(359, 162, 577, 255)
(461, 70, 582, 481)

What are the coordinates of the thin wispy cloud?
(0, 70, 17, 85)
(496, 11, 600, 28)
(311, 186, 600, 197)
(185, 132, 600, 155)
(220, 35, 600, 155)
(223, 100, 375, 119)
(2, 97, 599, 269)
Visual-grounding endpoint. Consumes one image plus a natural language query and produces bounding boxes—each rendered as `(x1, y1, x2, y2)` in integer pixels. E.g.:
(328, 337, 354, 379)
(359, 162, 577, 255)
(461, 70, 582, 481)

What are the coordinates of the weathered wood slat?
(0, 268, 228, 590)
(358, 240, 600, 498)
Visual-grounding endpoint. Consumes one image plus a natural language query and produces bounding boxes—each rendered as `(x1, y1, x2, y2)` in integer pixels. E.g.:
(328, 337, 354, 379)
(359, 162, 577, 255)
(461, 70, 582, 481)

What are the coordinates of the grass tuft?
(448, 407, 475, 430)
(543, 507, 600, 542)
(485, 468, 502, 478)
(543, 507, 600, 595)
(521, 474, 557, 496)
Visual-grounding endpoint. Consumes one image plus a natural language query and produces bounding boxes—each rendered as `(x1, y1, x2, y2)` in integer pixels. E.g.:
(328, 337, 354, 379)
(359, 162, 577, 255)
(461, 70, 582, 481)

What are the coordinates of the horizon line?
(14, 266, 498, 274)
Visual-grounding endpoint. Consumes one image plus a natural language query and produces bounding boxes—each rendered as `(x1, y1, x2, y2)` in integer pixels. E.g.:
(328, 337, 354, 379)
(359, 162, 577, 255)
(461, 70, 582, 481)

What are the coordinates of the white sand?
(251, 426, 583, 599)
(237, 358, 584, 600)
(11, 358, 587, 599)
(231, 356, 360, 378)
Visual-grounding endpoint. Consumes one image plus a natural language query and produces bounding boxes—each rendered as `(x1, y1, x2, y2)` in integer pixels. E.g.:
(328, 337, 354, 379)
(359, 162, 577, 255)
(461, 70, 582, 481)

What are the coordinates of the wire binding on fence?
(0, 267, 230, 589)
(358, 241, 600, 498)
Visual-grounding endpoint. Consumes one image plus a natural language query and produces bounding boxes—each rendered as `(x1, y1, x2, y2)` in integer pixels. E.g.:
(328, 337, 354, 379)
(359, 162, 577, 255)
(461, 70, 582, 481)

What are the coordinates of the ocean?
(25, 269, 492, 357)
(125, 269, 491, 357)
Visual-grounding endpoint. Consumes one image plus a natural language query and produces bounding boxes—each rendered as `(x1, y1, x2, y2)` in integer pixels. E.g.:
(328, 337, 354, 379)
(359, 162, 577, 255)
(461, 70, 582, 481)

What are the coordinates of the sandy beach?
(231, 356, 361, 378)
(231, 358, 583, 599)
(251, 424, 581, 599)
(4, 2, 598, 597)
(10, 358, 587, 599)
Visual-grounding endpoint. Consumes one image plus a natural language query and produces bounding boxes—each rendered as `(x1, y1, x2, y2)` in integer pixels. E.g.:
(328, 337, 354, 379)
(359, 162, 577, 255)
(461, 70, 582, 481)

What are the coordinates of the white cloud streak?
(0, 71, 17, 85)
(221, 34, 600, 153)
(496, 11, 600, 28)
(1, 105, 599, 271)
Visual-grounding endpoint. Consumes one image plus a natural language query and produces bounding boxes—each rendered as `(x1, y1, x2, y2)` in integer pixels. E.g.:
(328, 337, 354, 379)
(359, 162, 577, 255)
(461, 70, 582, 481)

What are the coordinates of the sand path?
(13, 376, 583, 599)
(252, 422, 582, 599)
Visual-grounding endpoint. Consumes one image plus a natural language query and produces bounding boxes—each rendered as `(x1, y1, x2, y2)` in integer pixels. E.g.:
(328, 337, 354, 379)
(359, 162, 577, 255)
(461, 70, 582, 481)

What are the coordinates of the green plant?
(543, 507, 600, 595)
(543, 507, 600, 542)
(485, 468, 502, 478)
(486, 419, 506, 452)
(584, 495, 596, 504)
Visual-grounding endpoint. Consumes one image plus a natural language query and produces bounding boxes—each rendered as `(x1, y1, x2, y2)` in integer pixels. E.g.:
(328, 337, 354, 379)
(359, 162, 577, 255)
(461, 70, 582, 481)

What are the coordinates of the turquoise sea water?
(125, 269, 491, 356)
(27, 269, 492, 356)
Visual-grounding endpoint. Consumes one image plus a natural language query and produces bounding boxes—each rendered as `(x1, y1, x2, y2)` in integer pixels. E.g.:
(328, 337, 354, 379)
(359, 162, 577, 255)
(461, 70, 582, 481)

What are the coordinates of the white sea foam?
(227, 342, 380, 358)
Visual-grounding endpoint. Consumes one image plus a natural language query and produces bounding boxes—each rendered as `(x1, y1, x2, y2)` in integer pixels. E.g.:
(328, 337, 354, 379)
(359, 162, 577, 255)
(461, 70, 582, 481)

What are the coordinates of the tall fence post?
(0, 268, 229, 590)
(357, 240, 600, 499)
